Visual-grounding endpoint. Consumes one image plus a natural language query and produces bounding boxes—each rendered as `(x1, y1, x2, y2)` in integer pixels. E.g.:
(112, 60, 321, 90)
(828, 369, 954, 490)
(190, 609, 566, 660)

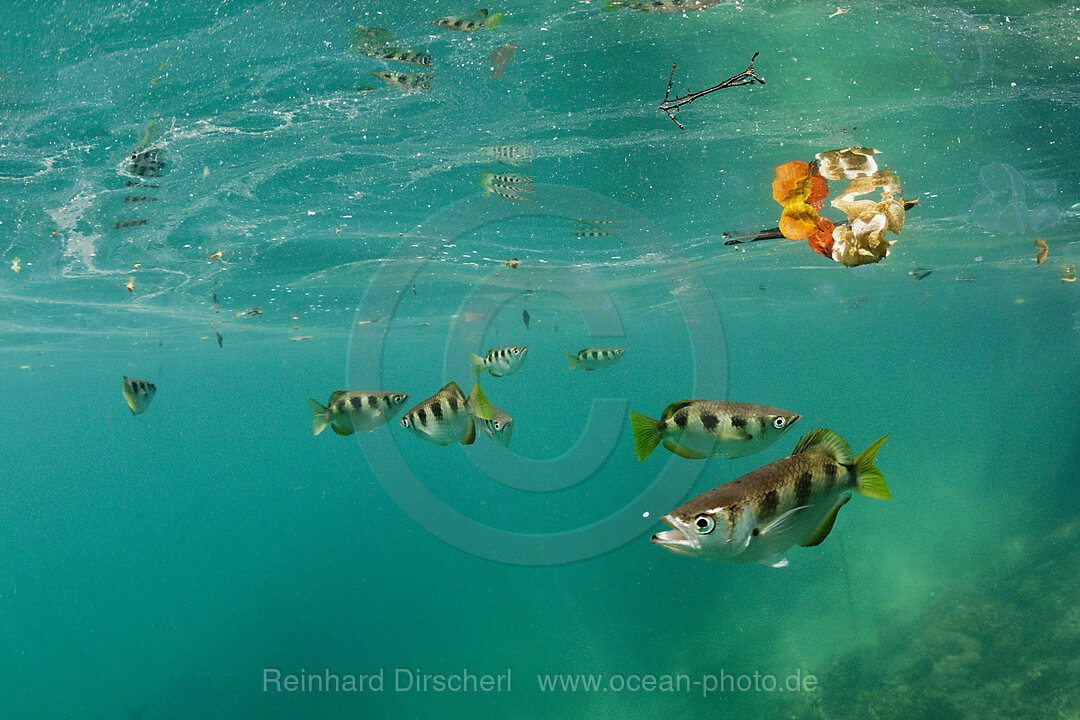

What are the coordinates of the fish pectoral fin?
(662, 439, 707, 460)
(719, 427, 752, 441)
(759, 505, 811, 539)
(331, 422, 355, 436)
(801, 494, 851, 547)
(460, 418, 477, 445)
(758, 554, 790, 568)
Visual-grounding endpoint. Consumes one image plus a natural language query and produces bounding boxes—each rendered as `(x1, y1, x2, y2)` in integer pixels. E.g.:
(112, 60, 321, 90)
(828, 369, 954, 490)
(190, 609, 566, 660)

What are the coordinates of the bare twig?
(659, 52, 764, 129)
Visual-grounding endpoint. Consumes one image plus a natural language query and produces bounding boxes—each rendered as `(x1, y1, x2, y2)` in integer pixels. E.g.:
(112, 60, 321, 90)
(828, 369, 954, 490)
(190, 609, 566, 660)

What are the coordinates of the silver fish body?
(568, 347, 626, 371)
(367, 46, 433, 69)
(470, 346, 528, 377)
(478, 405, 514, 447)
(630, 400, 800, 461)
(400, 382, 493, 446)
(309, 390, 409, 436)
(122, 376, 157, 416)
(652, 429, 890, 566)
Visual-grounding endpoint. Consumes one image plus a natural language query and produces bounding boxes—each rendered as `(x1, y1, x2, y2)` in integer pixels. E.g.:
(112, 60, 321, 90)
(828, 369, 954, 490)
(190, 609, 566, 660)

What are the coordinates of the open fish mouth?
(651, 515, 699, 556)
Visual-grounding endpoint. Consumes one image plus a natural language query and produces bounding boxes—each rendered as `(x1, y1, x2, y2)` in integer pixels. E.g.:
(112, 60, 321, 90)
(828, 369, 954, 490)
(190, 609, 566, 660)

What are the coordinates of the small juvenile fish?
(909, 268, 933, 281)
(487, 43, 517, 79)
(432, 9, 503, 32)
(630, 400, 801, 461)
(122, 195, 157, 203)
(478, 404, 514, 447)
(522, 309, 530, 329)
(309, 390, 410, 436)
(605, 0, 723, 12)
(129, 149, 165, 177)
(471, 345, 528, 377)
(122, 376, 157, 416)
(652, 429, 890, 567)
(568, 347, 626, 372)
(115, 219, 149, 230)
(481, 144, 532, 167)
(400, 381, 494, 446)
(1035, 238, 1048, 267)
(570, 229, 616, 237)
(350, 24, 397, 49)
(371, 71, 433, 92)
(124, 180, 159, 188)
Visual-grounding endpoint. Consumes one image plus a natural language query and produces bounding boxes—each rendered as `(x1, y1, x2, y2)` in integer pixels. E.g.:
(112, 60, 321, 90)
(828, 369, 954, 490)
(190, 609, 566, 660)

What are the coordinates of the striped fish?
(432, 9, 503, 32)
(630, 400, 800, 461)
(309, 391, 409, 436)
(122, 195, 157, 203)
(478, 404, 514, 447)
(568, 347, 626, 372)
(652, 429, 890, 567)
(122, 376, 157, 416)
(400, 382, 494, 446)
(129, 149, 165, 177)
(479, 171, 534, 202)
(470, 346, 528, 377)
(481, 144, 533, 167)
(371, 71, 433, 92)
(605, 0, 723, 12)
(366, 46, 433, 69)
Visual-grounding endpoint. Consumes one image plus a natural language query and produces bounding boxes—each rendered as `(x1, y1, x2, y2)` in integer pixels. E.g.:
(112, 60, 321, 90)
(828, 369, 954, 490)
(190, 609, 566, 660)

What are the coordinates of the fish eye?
(493, 421, 502, 430)
(512, 348, 521, 355)
(773, 417, 787, 429)
(401, 418, 410, 427)
(693, 515, 715, 535)
(395, 394, 406, 402)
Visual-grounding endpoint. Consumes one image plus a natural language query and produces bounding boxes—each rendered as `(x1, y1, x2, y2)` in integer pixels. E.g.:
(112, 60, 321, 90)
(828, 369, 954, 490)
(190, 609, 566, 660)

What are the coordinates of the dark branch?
(659, 52, 764, 129)
(722, 199, 922, 246)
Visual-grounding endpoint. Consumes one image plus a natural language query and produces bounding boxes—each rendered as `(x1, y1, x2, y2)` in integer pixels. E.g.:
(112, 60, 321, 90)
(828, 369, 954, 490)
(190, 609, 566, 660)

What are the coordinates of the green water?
(2, 0, 1079, 717)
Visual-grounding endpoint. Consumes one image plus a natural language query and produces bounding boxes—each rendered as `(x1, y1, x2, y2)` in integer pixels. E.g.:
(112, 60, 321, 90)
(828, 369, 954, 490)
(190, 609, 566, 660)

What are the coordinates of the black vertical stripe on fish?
(761, 489, 779, 516)
(795, 471, 813, 505)
(824, 462, 838, 488)
(701, 412, 719, 431)
(674, 411, 688, 429)
(351, 396, 363, 410)
(417, 408, 427, 425)
(367, 394, 377, 407)
(448, 395, 458, 412)
(731, 415, 747, 428)
(431, 401, 444, 421)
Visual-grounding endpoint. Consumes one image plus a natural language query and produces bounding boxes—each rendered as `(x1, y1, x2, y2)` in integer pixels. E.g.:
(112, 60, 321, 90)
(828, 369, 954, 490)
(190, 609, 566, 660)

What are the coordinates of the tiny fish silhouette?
(1035, 238, 1048, 267)
(522, 309, 530, 329)
(910, 268, 933, 281)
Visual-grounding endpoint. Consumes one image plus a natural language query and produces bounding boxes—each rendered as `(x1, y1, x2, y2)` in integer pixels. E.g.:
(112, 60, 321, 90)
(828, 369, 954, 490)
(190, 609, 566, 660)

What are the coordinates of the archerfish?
(471, 346, 528, 377)
(652, 429, 890, 567)
(350, 27, 434, 70)
(478, 404, 514, 447)
(400, 382, 494, 446)
(370, 71, 433, 92)
(568, 347, 626, 372)
(605, 0, 723, 11)
(432, 9, 503, 32)
(480, 144, 532, 167)
(122, 376, 156, 416)
(309, 391, 409, 436)
(630, 400, 800, 461)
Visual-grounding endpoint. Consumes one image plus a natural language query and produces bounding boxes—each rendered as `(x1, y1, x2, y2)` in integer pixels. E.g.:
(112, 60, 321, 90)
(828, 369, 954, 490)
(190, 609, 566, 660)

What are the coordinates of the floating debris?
(211, 322, 223, 347)
(480, 144, 532, 167)
(432, 9, 503, 32)
(956, 276, 976, 282)
(910, 268, 934, 281)
(828, 6, 849, 17)
(522, 309, 530, 329)
(208, 251, 223, 261)
(129, 149, 165, 177)
(122, 376, 157, 416)
(1063, 265, 1076, 283)
(1035, 237, 1048, 266)
(370, 71, 433, 92)
(487, 43, 517, 79)
(290, 335, 314, 342)
(10, 257, 20, 274)
(658, 52, 763, 129)
(125, 277, 134, 292)
(504, 258, 520, 269)
(122, 195, 157, 203)
(115, 219, 149, 230)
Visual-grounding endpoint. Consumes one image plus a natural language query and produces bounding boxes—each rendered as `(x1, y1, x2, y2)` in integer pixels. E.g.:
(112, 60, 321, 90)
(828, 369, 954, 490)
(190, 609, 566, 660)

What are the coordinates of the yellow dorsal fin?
(791, 428, 853, 464)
